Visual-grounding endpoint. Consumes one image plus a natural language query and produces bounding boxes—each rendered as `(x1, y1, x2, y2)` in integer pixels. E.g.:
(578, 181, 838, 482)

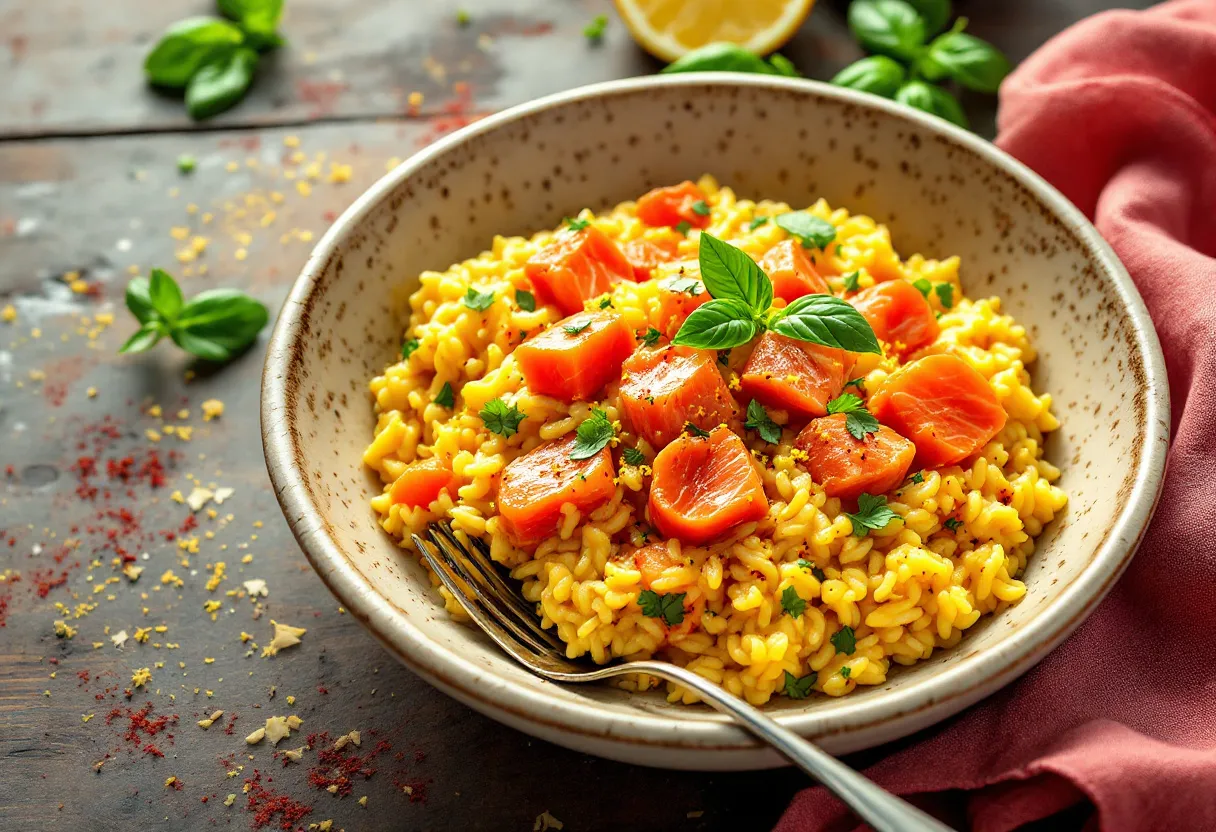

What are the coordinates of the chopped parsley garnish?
(641, 327, 662, 346)
(565, 217, 590, 232)
(908, 471, 925, 484)
(598, 296, 614, 309)
(841, 271, 861, 293)
(674, 220, 692, 237)
(434, 381, 455, 409)
(622, 447, 646, 467)
(798, 559, 827, 582)
(463, 287, 495, 311)
(911, 277, 932, 298)
(515, 290, 536, 312)
(826, 394, 880, 440)
(783, 670, 817, 699)
(831, 625, 857, 655)
(775, 211, 836, 250)
(479, 398, 526, 438)
(748, 216, 769, 231)
(563, 320, 591, 336)
(638, 589, 685, 626)
(843, 377, 865, 391)
(845, 493, 898, 537)
(662, 276, 703, 296)
(684, 422, 711, 438)
(745, 399, 781, 444)
(935, 282, 955, 309)
(780, 586, 806, 618)
(691, 199, 711, 217)
(401, 338, 420, 360)
(943, 517, 963, 532)
(840, 665, 852, 679)
(570, 408, 615, 460)
(583, 14, 608, 41)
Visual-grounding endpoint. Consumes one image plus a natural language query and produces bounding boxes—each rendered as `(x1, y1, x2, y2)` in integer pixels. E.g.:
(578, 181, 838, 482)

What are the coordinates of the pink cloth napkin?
(777, 1, 1216, 829)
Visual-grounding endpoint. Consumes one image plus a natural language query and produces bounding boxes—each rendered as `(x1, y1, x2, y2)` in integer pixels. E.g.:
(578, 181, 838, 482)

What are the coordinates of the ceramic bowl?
(261, 75, 1169, 770)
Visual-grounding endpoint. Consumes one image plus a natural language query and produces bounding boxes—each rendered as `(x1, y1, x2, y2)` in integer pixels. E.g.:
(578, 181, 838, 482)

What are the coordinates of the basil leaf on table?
(125, 278, 159, 325)
(661, 42, 795, 77)
(894, 80, 968, 128)
(148, 267, 184, 319)
(847, 0, 926, 62)
(119, 323, 166, 355)
(671, 299, 760, 350)
(775, 211, 837, 250)
(186, 47, 259, 120)
(173, 289, 270, 359)
(144, 17, 245, 87)
(770, 295, 882, 354)
(218, 0, 284, 37)
(903, 0, 952, 36)
(924, 31, 1011, 93)
(767, 53, 800, 78)
(698, 233, 772, 313)
(831, 55, 906, 98)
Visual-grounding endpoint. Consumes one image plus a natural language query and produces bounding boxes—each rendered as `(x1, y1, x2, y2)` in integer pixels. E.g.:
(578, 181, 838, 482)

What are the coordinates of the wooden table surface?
(0, 1, 1155, 830)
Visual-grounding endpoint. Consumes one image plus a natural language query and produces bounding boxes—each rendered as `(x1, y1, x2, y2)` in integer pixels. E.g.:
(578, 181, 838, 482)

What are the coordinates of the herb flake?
(515, 290, 536, 312)
(775, 211, 837, 250)
(745, 400, 782, 444)
(935, 282, 955, 309)
(831, 625, 857, 655)
(826, 394, 880, 439)
(480, 398, 526, 438)
(434, 381, 455, 409)
(780, 586, 807, 618)
(570, 408, 615, 460)
(622, 447, 646, 467)
(845, 493, 898, 537)
(842, 271, 861, 293)
(783, 670, 817, 699)
(401, 338, 420, 360)
(563, 320, 591, 336)
(684, 423, 711, 439)
(638, 589, 685, 626)
(641, 327, 662, 346)
(463, 287, 495, 311)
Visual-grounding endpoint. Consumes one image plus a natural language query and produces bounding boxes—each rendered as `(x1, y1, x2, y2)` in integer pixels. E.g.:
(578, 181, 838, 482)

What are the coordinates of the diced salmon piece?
(619, 345, 740, 450)
(632, 542, 684, 588)
(389, 458, 457, 509)
(740, 332, 855, 422)
(759, 240, 830, 304)
(515, 310, 634, 402)
(656, 275, 710, 339)
(497, 434, 616, 544)
(524, 226, 634, 316)
(620, 238, 679, 281)
(794, 414, 915, 499)
(648, 427, 769, 545)
(850, 280, 940, 357)
(869, 354, 1007, 467)
(636, 181, 711, 229)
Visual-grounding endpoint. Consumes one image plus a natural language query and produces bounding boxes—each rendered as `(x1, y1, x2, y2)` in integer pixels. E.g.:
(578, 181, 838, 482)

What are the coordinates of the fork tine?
(434, 523, 565, 651)
(426, 528, 566, 656)
(411, 533, 545, 664)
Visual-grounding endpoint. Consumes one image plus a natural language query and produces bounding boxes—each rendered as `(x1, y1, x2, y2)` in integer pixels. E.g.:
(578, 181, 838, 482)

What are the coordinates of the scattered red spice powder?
(106, 702, 178, 758)
(245, 770, 313, 830)
(302, 732, 391, 798)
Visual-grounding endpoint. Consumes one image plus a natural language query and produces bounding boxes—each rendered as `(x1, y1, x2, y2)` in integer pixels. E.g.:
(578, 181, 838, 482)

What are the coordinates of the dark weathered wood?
(0, 1, 1154, 829)
(1, 0, 1157, 140)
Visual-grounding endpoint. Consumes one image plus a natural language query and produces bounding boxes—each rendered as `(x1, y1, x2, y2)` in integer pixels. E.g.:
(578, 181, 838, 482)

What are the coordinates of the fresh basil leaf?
(480, 398, 526, 438)
(661, 42, 778, 75)
(698, 233, 772, 312)
(768, 53, 800, 77)
(434, 381, 455, 409)
(571, 408, 616, 460)
(515, 290, 536, 312)
(894, 80, 968, 129)
(780, 585, 807, 618)
(622, 447, 646, 467)
(926, 31, 1011, 93)
(148, 268, 184, 320)
(186, 47, 258, 120)
(125, 278, 159, 325)
(831, 625, 857, 655)
(775, 212, 837, 250)
(904, 0, 952, 35)
(911, 277, 932, 298)
(848, 0, 926, 61)
(144, 17, 245, 88)
(831, 55, 906, 98)
(845, 493, 898, 537)
(173, 288, 269, 355)
(638, 589, 686, 626)
(783, 670, 817, 699)
(170, 329, 234, 362)
(671, 299, 760, 350)
(463, 286, 495, 311)
(745, 400, 782, 444)
(218, 0, 283, 37)
(935, 282, 955, 309)
(770, 295, 882, 354)
(119, 322, 165, 355)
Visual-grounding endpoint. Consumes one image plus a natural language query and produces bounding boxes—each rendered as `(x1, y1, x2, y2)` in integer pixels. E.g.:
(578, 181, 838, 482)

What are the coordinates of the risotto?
(363, 176, 1068, 706)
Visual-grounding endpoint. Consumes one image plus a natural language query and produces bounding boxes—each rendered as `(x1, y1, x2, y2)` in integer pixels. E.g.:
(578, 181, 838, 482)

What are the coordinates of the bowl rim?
(261, 74, 1170, 756)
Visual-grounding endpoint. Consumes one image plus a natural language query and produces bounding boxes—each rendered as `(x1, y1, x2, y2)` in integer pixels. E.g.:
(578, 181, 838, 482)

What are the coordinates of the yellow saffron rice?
(363, 175, 1068, 706)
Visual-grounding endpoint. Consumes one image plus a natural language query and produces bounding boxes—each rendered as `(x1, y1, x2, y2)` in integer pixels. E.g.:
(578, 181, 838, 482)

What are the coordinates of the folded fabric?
(777, 1, 1216, 829)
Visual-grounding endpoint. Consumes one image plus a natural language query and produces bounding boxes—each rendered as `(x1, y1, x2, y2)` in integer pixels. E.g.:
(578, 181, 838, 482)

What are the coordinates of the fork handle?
(625, 660, 955, 832)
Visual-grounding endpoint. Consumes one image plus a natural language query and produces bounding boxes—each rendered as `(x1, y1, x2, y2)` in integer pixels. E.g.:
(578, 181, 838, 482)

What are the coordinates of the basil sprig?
(144, 0, 286, 120)
(834, 0, 1011, 130)
(120, 269, 269, 362)
(661, 42, 800, 77)
(672, 234, 881, 354)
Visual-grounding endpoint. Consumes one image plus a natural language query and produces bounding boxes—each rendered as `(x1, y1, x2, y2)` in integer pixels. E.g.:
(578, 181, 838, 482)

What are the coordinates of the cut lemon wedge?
(615, 0, 814, 63)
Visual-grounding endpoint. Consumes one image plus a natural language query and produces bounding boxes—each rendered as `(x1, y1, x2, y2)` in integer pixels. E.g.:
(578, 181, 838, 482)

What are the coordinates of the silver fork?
(413, 522, 954, 832)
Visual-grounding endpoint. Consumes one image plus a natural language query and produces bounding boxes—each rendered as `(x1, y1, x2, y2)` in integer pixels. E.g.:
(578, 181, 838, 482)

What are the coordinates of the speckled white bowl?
(262, 76, 1169, 770)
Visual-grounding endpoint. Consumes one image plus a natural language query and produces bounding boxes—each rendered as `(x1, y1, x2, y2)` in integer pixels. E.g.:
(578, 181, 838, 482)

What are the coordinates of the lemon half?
(615, 0, 815, 63)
